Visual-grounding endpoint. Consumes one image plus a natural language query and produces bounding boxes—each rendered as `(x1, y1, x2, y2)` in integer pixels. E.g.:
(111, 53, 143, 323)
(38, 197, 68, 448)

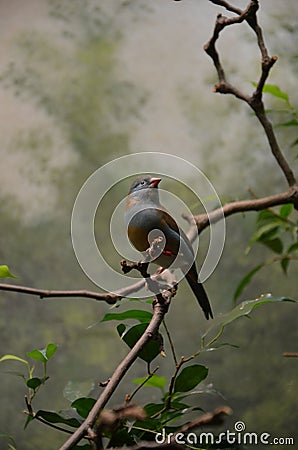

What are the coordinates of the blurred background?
(0, 1, 297, 448)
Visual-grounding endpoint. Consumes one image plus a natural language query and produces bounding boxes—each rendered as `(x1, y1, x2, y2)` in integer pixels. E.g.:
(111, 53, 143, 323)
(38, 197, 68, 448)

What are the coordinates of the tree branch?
(205, 0, 297, 188)
(283, 352, 298, 358)
(59, 242, 177, 449)
(59, 295, 172, 450)
(0, 283, 119, 304)
(188, 186, 298, 236)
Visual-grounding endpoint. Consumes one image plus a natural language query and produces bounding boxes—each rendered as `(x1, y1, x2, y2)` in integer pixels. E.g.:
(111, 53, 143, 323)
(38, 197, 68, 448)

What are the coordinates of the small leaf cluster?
(0, 343, 57, 429)
(235, 204, 297, 300)
(98, 307, 209, 446)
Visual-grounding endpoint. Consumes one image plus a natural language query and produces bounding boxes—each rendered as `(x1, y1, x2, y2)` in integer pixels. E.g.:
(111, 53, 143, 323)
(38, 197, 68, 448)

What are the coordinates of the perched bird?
(125, 175, 213, 320)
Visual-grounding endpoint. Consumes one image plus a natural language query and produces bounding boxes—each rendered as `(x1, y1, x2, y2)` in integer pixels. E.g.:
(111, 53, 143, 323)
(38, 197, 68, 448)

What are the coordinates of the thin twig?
(162, 318, 178, 366)
(126, 366, 159, 403)
(151, 356, 185, 418)
(165, 357, 184, 410)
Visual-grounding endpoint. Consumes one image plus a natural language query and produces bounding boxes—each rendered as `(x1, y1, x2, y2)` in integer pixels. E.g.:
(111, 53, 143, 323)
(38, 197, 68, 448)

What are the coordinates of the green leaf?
(0, 433, 17, 449)
(8, 445, 17, 450)
(170, 400, 190, 411)
(280, 257, 290, 274)
(24, 414, 35, 429)
(246, 222, 281, 254)
(118, 323, 163, 363)
(290, 137, 298, 147)
(258, 83, 289, 102)
(27, 377, 43, 390)
(287, 242, 298, 254)
(0, 354, 29, 366)
(0, 265, 17, 278)
(203, 294, 296, 349)
(174, 365, 208, 393)
(262, 237, 283, 254)
(277, 119, 298, 127)
(160, 409, 184, 424)
(117, 323, 126, 337)
(26, 349, 47, 363)
(101, 309, 153, 324)
(234, 264, 264, 301)
(257, 209, 279, 226)
(27, 344, 57, 363)
(279, 204, 293, 218)
(36, 410, 81, 428)
(143, 402, 165, 417)
(143, 403, 165, 420)
(45, 343, 57, 359)
(252, 223, 280, 242)
(132, 375, 167, 389)
(71, 397, 96, 419)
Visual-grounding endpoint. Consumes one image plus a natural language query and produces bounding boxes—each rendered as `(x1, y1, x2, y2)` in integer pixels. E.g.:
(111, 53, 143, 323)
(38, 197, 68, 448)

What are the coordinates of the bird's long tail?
(185, 271, 213, 320)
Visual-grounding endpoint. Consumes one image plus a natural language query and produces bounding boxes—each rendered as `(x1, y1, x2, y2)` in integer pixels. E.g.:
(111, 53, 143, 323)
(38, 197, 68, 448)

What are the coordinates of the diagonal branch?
(59, 295, 173, 450)
(59, 242, 177, 449)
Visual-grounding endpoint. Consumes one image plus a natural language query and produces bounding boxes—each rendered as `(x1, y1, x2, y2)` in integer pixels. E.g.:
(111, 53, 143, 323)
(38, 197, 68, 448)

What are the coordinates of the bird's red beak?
(149, 177, 161, 188)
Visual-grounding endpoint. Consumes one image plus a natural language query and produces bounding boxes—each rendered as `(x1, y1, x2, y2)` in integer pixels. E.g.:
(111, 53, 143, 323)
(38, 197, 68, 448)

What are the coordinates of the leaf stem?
(162, 318, 178, 366)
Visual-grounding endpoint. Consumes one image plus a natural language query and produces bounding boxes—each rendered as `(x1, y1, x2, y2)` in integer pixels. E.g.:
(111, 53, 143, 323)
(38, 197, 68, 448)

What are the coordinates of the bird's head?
(129, 175, 161, 194)
(126, 175, 161, 210)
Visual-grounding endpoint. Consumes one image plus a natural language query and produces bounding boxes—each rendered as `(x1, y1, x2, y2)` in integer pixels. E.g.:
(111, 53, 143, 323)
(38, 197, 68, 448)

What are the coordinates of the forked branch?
(205, 0, 297, 188)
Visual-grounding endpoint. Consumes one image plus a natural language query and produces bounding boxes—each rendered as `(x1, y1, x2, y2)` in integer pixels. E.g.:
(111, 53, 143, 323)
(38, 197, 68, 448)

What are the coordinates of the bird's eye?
(140, 180, 145, 186)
